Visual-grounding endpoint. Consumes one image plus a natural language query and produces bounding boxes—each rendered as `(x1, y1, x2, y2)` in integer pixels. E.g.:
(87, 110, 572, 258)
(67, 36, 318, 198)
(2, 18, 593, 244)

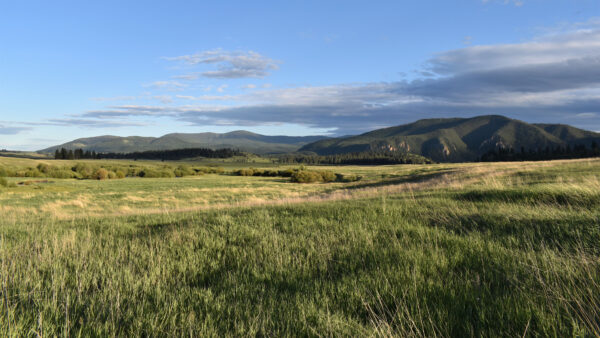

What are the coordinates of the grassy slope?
(300, 115, 600, 162)
(0, 151, 52, 160)
(40, 131, 327, 155)
(0, 158, 599, 336)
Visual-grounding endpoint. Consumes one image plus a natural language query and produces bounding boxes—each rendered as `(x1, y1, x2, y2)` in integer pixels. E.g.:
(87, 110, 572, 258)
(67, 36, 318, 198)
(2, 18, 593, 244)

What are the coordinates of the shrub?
(48, 169, 76, 179)
(0, 167, 7, 177)
(335, 173, 362, 182)
(94, 168, 109, 180)
(235, 168, 299, 178)
(115, 170, 126, 179)
(263, 170, 279, 177)
(291, 170, 324, 183)
(193, 166, 224, 174)
(278, 169, 295, 177)
(174, 165, 195, 177)
(235, 168, 255, 176)
(252, 169, 266, 176)
(127, 168, 141, 177)
(0, 177, 7, 187)
(36, 163, 52, 174)
(289, 169, 339, 183)
(319, 170, 336, 182)
(138, 169, 155, 178)
(73, 163, 95, 178)
(17, 168, 43, 178)
(139, 169, 175, 178)
(107, 171, 117, 179)
(159, 170, 176, 178)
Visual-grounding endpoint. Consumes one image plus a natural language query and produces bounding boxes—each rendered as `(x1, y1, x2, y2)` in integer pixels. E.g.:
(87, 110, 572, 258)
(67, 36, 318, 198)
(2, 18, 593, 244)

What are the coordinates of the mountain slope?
(300, 115, 600, 162)
(40, 131, 328, 155)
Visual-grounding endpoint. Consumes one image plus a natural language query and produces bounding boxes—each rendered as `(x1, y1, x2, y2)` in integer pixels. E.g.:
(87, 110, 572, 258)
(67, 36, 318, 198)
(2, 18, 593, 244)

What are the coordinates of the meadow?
(0, 156, 599, 336)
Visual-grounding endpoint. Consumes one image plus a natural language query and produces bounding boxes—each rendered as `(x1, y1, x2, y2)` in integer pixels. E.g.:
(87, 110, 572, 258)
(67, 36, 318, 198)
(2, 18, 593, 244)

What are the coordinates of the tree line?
(54, 148, 100, 160)
(480, 142, 600, 162)
(277, 151, 433, 165)
(55, 147, 243, 160)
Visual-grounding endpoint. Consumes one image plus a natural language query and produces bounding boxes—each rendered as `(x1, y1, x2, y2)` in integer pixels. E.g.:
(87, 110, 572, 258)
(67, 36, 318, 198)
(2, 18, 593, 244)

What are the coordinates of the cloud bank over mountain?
(61, 22, 600, 135)
(5, 18, 600, 143)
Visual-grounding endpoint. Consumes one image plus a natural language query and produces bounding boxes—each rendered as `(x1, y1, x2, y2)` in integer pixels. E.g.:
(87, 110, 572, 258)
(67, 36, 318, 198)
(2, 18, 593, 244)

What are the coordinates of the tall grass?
(0, 159, 599, 336)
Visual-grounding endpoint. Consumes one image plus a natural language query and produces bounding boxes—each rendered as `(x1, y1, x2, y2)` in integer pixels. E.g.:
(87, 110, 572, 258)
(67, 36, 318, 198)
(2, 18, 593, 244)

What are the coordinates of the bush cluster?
(174, 165, 196, 177)
(0, 163, 224, 180)
(233, 167, 363, 184)
(138, 169, 176, 178)
(290, 170, 337, 183)
(233, 168, 295, 177)
(334, 173, 363, 183)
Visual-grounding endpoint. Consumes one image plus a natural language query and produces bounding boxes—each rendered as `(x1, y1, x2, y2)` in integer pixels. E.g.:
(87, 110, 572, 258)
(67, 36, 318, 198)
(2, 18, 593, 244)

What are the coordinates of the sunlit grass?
(0, 157, 599, 336)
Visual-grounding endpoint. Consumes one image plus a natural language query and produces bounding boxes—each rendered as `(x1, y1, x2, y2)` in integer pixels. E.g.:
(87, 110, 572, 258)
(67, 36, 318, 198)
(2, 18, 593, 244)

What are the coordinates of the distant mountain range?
(300, 115, 600, 162)
(39, 116, 600, 162)
(39, 131, 328, 155)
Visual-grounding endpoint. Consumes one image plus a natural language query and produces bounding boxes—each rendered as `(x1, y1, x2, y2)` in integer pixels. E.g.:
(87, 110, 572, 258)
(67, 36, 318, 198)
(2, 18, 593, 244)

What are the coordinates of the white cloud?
(0, 125, 30, 135)
(172, 73, 200, 80)
(153, 95, 173, 104)
(176, 95, 236, 101)
(143, 80, 188, 91)
(77, 20, 600, 134)
(426, 28, 600, 74)
(90, 96, 137, 102)
(163, 49, 280, 79)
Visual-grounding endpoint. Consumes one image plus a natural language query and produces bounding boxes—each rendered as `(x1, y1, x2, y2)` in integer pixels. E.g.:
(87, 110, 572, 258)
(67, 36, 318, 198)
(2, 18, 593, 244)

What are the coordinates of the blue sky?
(1, 0, 599, 150)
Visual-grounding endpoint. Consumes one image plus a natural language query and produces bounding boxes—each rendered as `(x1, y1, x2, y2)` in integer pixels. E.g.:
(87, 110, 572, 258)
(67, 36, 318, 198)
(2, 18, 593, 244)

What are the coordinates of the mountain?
(299, 115, 600, 162)
(40, 131, 328, 155)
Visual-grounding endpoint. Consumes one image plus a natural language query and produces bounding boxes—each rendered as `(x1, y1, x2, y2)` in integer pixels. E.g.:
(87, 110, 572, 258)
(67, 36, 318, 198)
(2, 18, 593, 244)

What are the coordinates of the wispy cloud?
(152, 95, 173, 104)
(90, 96, 137, 102)
(14, 118, 150, 128)
(216, 84, 228, 93)
(39, 118, 148, 128)
(0, 125, 30, 135)
(143, 80, 188, 91)
(175, 95, 236, 101)
(575, 112, 597, 118)
(172, 73, 200, 80)
(425, 29, 600, 74)
(46, 118, 149, 128)
(163, 49, 280, 79)
(76, 20, 600, 134)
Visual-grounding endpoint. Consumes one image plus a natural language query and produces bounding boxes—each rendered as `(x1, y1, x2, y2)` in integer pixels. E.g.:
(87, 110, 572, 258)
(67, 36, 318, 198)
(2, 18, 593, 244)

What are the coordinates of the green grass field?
(0, 156, 599, 336)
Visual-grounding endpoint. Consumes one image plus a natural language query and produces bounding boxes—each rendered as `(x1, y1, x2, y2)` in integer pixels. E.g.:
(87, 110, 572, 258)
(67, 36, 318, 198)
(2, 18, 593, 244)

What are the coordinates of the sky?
(1, 0, 600, 150)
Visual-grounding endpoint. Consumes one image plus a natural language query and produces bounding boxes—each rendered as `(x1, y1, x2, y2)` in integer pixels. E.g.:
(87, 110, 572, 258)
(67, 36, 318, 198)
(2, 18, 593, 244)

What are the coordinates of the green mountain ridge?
(40, 131, 328, 155)
(299, 115, 600, 162)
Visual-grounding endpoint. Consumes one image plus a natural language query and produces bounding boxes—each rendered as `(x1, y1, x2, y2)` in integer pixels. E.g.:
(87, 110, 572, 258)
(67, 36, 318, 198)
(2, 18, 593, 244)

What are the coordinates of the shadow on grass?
(341, 169, 457, 191)
(452, 189, 600, 207)
(422, 211, 600, 254)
